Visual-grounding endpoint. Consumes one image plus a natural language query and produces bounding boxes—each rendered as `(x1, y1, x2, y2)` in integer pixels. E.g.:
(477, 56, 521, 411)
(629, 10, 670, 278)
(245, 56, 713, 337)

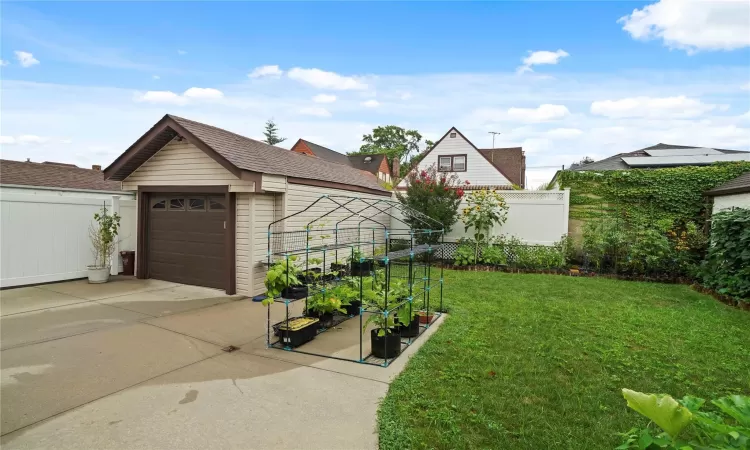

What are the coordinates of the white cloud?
(312, 94, 337, 103)
(590, 96, 718, 118)
(183, 87, 224, 100)
(619, 0, 750, 53)
(1, 134, 50, 145)
(135, 87, 224, 105)
(517, 49, 569, 74)
(0, 136, 17, 144)
(546, 128, 583, 139)
(362, 99, 380, 108)
(0, 59, 8, 67)
(61, 139, 73, 144)
(742, 82, 750, 91)
(287, 67, 367, 90)
(152, 75, 160, 80)
(177, 50, 187, 55)
(14, 51, 39, 68)
(400, 92, 412, 100)
(507, 104, 570, 122)
(248, 65, 284, 78)
(298, 106, 332, 118)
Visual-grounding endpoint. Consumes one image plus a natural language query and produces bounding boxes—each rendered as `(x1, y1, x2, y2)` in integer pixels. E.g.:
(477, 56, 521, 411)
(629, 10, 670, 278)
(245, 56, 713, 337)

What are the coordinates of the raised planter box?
(277, 317, 319, 348)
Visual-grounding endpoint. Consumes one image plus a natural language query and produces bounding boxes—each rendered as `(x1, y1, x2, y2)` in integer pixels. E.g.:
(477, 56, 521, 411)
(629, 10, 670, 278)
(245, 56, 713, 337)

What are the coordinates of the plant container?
(350, 259, 374, 277)
(281, 285, 308, 299)
(398, 316, 420, 338)
(344, 300, 362, 316)
(277, 317, 319, 348)
(302, 268, 321, 285)
(370, 329, 401, 359)
(87, 266, 110, 284)
(417, 311, 434, 324)
(306, 310, 333, 328)
(330, 263, 348, 277)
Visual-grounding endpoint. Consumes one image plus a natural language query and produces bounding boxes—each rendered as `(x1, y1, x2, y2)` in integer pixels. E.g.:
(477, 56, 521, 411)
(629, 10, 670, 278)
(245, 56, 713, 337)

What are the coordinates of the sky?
(1, 1, 749, 187)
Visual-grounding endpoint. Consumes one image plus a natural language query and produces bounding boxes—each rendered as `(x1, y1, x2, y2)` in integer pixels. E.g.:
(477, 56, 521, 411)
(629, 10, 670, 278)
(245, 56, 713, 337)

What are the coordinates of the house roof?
(104, 115, 388, 194)
(705, 171, 750, 196)
(570, 144, 748, 172)
(297, 139, 353, 167)
(1, 159, 124, 191)
(479, 147, 525, 186)
(401, 127, 519, 185)
(348, 154, 388, 176)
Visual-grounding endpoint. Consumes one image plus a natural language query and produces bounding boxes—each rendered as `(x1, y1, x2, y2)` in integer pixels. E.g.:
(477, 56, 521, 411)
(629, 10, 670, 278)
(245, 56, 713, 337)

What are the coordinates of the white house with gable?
(397, 127, 525, 188)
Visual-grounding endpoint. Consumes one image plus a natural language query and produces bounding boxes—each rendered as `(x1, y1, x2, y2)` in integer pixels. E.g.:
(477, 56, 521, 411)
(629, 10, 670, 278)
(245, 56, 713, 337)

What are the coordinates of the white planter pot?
(87, 266, 111, 284)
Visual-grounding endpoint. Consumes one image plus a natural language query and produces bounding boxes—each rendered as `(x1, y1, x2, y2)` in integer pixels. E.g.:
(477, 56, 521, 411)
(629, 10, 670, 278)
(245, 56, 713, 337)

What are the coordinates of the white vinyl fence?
(0, 191, 136, 288)
(391, 189, 570, 245)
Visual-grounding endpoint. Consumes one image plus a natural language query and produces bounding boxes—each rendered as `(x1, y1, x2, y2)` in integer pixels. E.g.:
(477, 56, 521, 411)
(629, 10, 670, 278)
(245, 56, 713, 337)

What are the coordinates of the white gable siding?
(122, 139, 253, 190)
(397, 128, 511, 188)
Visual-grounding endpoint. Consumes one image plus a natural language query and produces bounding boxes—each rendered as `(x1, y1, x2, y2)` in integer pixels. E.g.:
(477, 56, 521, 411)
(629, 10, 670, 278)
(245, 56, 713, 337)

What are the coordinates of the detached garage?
(104, 114, 390, 296)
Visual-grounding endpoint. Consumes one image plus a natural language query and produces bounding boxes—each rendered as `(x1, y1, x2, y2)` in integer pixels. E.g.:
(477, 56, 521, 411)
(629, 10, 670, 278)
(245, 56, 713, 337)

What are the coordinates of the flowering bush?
(396, 164, 465, 243)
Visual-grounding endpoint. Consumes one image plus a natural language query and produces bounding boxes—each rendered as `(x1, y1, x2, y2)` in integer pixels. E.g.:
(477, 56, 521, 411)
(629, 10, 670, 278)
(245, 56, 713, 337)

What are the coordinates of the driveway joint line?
(1, 299, 98, 318)
(0, 322, 137, 352)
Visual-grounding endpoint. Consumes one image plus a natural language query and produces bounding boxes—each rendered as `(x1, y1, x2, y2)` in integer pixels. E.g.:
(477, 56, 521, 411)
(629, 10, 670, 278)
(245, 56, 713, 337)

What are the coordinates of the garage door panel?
(147, 194, 226, 290)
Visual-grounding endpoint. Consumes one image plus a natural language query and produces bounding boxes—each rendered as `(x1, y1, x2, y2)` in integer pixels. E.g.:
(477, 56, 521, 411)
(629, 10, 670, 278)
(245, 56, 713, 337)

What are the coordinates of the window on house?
(188, 198, 206, 211)
(450, 132, 456, 138)
(438, 155, 467, 172)
(151, 199, 166, 210)
(208, 197, 226, 211)
(169, 198, 185, 210)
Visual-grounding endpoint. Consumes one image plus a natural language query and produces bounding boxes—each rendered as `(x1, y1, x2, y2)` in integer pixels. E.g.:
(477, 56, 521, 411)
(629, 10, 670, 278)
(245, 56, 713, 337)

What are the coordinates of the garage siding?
(235, 193, 251, 295)
(249, 193, 279, 295)
(122, 139, 251, 189)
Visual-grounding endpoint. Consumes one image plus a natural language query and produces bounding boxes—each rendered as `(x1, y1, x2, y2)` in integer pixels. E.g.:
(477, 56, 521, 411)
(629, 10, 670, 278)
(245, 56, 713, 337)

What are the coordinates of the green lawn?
(378, 271, 750, 450)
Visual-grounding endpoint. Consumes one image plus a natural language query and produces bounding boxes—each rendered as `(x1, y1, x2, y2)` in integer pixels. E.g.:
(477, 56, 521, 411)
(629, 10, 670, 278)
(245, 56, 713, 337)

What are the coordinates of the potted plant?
(330, 259, 348, 277)
(349, 248, 374, 277)
(263, 256, 306, 304)
(363, 281, 411, 359)
(306, 290, 347, 328)
(275, 316, 319, 348)
(87, 205, 120, 284)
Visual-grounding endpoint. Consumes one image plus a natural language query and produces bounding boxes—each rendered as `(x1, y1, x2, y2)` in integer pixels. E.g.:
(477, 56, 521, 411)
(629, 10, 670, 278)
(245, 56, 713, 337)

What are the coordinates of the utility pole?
(488, 131, 501, 148)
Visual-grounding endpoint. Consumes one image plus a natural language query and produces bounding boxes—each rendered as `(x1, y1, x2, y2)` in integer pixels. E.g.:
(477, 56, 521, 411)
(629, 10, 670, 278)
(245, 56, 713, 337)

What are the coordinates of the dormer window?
(438, 155, 467, 172)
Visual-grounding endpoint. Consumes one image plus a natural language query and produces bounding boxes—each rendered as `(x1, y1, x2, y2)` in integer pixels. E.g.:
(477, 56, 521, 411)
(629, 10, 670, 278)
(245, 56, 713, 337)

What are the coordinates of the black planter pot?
(344, 300, 362, 316)
(371, 329, 401, 359)
(397, 316, 420, 338)
(306, 310, 333, 329)
(350, 259, 374, 277)
(330, 263, 348, 277)
(302, 268, 322, 285)
(281, 285, 308, 299)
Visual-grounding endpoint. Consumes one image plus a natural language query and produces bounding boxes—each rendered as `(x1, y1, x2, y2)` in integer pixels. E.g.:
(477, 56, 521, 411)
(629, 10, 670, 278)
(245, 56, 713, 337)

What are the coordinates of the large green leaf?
(712, 395, 750, 428)
(622, 389, 693, 438)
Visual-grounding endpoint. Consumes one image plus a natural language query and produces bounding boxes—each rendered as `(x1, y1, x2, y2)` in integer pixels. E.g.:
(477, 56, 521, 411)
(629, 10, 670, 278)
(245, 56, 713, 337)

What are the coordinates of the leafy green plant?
(262, 256, 301, 306)
(618, 389, 750, 449)
(89, 205, 121, 269)
(701, 208, 750, 302)
(307, 289, 347, 315)
(462, 189, 509, 262)
(453, 242, 476, 266)
(362, 278, 412, 336)
(480, 245, 506, 266)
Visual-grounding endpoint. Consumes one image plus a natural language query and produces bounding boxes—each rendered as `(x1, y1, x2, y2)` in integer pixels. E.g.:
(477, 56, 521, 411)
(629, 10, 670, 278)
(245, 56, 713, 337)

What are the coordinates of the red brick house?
(290, 139, 396, 184)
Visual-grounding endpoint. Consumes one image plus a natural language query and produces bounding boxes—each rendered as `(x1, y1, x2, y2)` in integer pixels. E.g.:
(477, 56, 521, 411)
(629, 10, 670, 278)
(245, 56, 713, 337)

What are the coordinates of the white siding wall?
(250, 193, 280, 296)
(0, 191, 136, 287)
(122, 139, 251, 189)
(391, 189, 570, 245)
(236, 193, 251, 295)
(712, 193, 750, 213)
(397, 128, 511, 188)
(262, 174, 287, 192)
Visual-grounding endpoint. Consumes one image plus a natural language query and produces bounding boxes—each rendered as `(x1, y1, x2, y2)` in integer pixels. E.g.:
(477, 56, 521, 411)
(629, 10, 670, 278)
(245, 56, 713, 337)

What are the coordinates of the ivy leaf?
(622, 389, 693, 438)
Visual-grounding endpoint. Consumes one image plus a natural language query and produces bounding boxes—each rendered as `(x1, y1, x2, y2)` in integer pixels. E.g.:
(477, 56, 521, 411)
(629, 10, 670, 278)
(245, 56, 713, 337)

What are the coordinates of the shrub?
(701, 208, 750, 302)
(396, 164, 464, 244)
(461, 189, 509, 261)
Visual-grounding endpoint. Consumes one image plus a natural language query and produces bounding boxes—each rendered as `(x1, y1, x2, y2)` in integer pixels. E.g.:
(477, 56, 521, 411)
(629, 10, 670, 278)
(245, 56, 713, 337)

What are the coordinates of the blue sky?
(2, 1, 749, 186)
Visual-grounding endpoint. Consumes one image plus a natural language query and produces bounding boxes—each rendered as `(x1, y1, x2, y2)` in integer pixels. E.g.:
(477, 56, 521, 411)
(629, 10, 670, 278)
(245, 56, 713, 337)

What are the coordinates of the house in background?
(290, 139, 396, 184)
(0, 159, 127, 198)
(396, 127, 526, 189)
(705, 171, 750, 213)
(564, 143, 749, 173)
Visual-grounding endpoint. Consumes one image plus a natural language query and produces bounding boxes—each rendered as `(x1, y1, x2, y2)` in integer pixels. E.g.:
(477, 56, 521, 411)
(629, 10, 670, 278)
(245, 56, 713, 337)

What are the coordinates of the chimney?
(392, 158, 400, 178)
(92, 164, 102, 171)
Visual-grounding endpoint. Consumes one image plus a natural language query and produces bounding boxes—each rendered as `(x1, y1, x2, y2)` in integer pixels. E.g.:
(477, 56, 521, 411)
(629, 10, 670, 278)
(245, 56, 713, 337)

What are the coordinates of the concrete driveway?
(0, 277, 443, 450)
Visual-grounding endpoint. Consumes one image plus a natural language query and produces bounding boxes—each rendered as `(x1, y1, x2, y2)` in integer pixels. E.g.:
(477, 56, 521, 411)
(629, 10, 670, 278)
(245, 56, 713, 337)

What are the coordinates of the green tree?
(262, 119, 286, 146)
(349, 125, 423, 170)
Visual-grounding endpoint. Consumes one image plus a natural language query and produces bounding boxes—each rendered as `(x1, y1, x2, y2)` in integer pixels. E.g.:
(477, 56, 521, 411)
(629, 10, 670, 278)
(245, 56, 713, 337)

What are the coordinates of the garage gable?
(122, 138, 245, 190)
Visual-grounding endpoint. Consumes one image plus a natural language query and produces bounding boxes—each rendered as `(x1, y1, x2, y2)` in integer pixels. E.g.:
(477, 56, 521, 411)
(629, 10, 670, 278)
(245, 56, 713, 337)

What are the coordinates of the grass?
(378, 271, 750, 450)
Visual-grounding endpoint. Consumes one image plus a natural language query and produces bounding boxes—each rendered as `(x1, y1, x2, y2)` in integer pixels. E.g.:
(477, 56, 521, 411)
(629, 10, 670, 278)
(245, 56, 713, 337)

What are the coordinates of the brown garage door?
(148, 195, 226, 289)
